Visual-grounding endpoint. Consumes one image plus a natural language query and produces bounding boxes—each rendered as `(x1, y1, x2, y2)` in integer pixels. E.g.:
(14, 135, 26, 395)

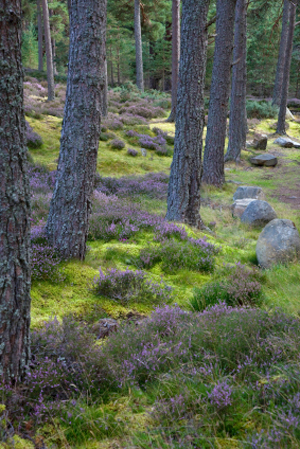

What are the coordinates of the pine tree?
(42, 0, 55, 100)
(167, 0, 180, 122)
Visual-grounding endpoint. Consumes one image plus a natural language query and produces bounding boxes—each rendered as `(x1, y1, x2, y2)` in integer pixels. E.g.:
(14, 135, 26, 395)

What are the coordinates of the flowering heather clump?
(120, 113, 147, 125)
(139, 238, 219, 273)
(208, 380, 233, 410)
(138, 133, 167, 155)
(119, 103, 165, 119)
(102, 112, 124, 130)
(25, 120, 43, 148)
(110, 139, 125, 150)
(31, 244, 64, 282)
(153, 221, 188, 242)
(127, 148, 138, 157)
(93, 268, 173, 306)
(190, 263, 263, 311)
(152, 126, 175, 145)
(24, 78, 65, 118)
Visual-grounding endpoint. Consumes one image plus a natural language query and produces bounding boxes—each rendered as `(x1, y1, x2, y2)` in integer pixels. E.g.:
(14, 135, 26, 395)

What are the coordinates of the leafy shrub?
(31, 244, 64, 281)
(102, 112, 124, 130)
(110, 139, 125, 150)
(25, 121, 43, 148)
(246, 100, 278, 119)
(139, 238, 219, 273)
(127, 148, 138, 157)
(93, 268, 173, 306)
(99, 132, 109, 141)
(190, 263, 263, 311)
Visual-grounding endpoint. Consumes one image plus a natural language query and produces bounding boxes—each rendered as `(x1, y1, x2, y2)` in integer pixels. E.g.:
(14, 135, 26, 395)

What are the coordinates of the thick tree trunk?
(46, 0, 105, 260)
(134, 0, 144, 91)
(102, 59, 108, 117)
(37, 0, 44, 71)
(41, 0, 55, 100)
(202, 0, 236, 187)
(272, 0, 290, 106)
(277, 2, 296, 135)
(225, 0, 247, 162)
(100, 1, 108, 117)
(167, 0, 180, 122)
(166, 0, 210, 228)
(0, 0, 31, 382)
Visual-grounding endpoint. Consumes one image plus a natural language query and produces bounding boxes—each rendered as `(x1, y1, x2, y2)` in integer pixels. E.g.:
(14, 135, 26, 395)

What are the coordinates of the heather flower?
(127, 148, 139, 157)
(110, 139, 125, 150)
(25, 121, 43, 148)
(208, 380, 233, 409)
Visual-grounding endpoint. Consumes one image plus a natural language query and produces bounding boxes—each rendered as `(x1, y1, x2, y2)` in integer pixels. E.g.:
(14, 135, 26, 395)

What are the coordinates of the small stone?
(92, 318, 119, 339)
(252, 133, 268, 150)
(233, 186, 265, 201)
(274, 137, 300, 149)
(231, 199, 256, 218)
(250, 154, 278, 167)
(141, 148, 147, 157)
(241, 200, 277, 228)
(256, 219, 300, 268)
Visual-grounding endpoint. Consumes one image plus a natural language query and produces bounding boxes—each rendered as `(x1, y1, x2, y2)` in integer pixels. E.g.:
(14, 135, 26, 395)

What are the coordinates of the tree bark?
(100, 1, 108, 117)
(202, 0, 236, 187)
(167, 0, 180, 122)
(134, 0, 144, 91)
(277, 2, 296, 135)
(225, 0, 247, 162)
(272, 0, 290, 106)
(166, 0, 210, 228)
(0, 0, 31, 382)
(41, 0, 55, 100)
(37, 0, 44, 71)
(46, 0, 105, 260)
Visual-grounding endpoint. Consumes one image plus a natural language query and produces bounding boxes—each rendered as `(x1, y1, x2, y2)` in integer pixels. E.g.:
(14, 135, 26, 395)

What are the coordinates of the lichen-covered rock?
(250, 154, 278, 166)
(256, 219, 300, 268)
(233, 186, 265, 201)
(274, 137, 300, 149)
(241, 200, 277, 228)
(231, 199, 256, 218)
(92, 318, 119, 339)
(252, 133, 268, 150)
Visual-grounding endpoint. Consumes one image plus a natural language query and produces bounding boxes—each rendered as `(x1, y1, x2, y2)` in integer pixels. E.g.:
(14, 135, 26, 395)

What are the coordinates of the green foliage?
(246, 100, 279, 119)
(22, 23, 38, 69)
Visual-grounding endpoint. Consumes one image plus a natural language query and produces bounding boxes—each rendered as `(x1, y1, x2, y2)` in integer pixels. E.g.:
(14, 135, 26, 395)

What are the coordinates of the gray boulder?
(241, 200, 277, 228)
(252, 133, 268, 150)
(232, 199, 256, 218)
(233, 186, 265, 201)
(256, 219, 300, 268)
(274, 137, 300, 149)
(250, 154, 278, 167)
(141, 148, 147, 157)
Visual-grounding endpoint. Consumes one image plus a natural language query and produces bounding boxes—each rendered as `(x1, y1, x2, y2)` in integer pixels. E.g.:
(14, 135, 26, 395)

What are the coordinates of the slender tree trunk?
(225, 0, 247, 162)
(277, 2, 296, 135)
(134, 0, 144, 91)
(46, 0, 105, 260)
(110, 46, 114, 87)
(167, 0, 210, 228)
(41, 0, 55, 100)
(52, 37, 57, 75)
(202, 0, 236, 187)
(272, 0, 290, 106)
(37, 0, 44, 71)
(167, 0, 180, 122)
(0, 0, 31, 382)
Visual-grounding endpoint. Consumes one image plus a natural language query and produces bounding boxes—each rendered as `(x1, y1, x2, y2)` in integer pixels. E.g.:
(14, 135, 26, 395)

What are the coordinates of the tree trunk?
(277, 2, 296, 135)
(0, 0, 31, 382)
(41, 0, 55, 100)
(46, 0, 105, 260)
(52, 37, 57, 75)
(100, 0, 108, 117)
(202, 0, 236, 187)
(167, 0, 180, 122)
(134, 0, 144, 91)
(102, 59, 108, 117)
(37, 0, 44, 71)
(272, 0, 290, 106)
(166, 0, 210, 228)
(225, 0, 247, 162)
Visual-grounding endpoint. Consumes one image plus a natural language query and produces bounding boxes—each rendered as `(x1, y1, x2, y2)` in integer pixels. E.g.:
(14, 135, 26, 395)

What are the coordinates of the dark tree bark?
(0, 0, 31, 382)
(166, 0, 210, 228)
(134, 0, 144, 91)
(37, 0, 44, 71)
(272, 0, 290, 106)
(46, 0, 105, 260)
(167, 0, 180, 122)
(100, 1, 108, 117)
(41, 0, 55, 100)
(225, 0, 247, 162)
(202, 0, 236, 187)
(277, 2, 296, 135)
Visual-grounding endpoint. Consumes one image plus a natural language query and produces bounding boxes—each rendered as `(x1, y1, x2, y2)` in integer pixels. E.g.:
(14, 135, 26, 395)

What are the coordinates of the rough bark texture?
(272, 0, 290, 106)
(0, 0, 31, 382)
(277, 2, 296, 135)
(100, 1, 108, 117)
(167, 0, 180, 122)
(37, 0, 43, 71)
(42, 0, 55, 100)
(166, 0, 210, 228)
(134, 0, 144, 91)
(46, 0, 105, 260)
(225, 0, 247, 162)
(202, 0, 236, 187)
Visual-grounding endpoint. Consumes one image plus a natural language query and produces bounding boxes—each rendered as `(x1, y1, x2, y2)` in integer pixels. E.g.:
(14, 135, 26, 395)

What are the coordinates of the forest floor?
(10, 78, 300, 449)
